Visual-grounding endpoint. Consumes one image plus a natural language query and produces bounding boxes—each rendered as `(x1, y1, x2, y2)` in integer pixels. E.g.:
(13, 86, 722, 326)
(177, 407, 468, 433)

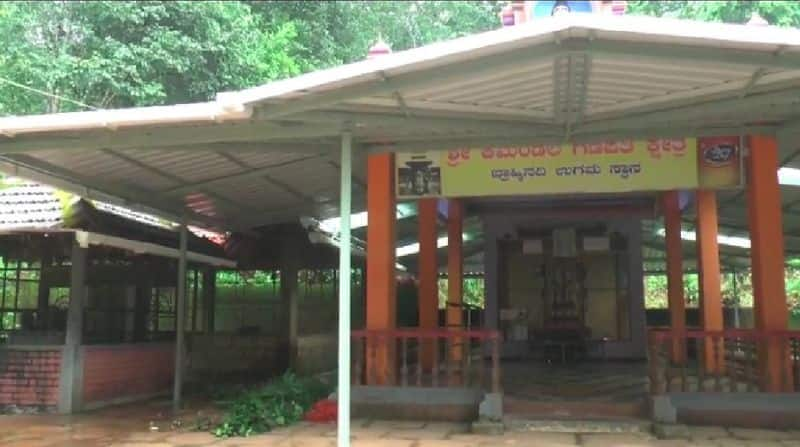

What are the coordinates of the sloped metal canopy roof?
(0, 14, 799, 237)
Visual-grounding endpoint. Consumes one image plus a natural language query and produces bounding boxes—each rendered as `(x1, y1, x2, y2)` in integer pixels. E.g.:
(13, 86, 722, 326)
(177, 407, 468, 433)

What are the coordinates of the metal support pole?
(732, 268, 740, 328)
(337, 132, 352, 447)
(203, 267, 216, 333)
(280, 259, 300, 371)
(173, 224, 188, 412)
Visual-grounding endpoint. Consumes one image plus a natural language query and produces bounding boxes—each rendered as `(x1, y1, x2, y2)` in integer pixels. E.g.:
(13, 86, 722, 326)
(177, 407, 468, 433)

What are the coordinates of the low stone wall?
(351, 386, 483, 422)
(82, 343, 174, 409)
(0, 345, 62, 410)
(296, 333, 337, 376)
(186, 333, 281, 380)
(185, 333, 335, 379)
(654, 392, 800, 430)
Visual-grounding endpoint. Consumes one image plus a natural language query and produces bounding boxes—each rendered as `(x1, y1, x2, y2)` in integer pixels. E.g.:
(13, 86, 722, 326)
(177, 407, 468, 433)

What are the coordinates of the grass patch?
(212, 372, 332, 438)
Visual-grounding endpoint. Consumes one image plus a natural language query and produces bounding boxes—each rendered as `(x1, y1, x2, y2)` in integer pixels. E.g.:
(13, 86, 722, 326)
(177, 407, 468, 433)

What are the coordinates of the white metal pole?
(173, 223, 188, 412)
(337, 132, 352, 447)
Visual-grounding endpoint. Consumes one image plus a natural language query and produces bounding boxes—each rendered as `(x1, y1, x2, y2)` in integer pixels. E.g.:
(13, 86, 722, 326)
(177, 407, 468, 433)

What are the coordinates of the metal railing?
(350, 328, 501, 392)
(648, 328, 800, 394)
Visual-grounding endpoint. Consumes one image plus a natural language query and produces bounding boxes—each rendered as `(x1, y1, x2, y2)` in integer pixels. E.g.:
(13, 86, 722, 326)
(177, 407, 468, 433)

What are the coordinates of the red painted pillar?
(418, 198, 438, 369)
(662, 191, 686, 363)
(366, 153, 397, 385)
(747, 135, 791, 392)
(696, 190, 724, 374)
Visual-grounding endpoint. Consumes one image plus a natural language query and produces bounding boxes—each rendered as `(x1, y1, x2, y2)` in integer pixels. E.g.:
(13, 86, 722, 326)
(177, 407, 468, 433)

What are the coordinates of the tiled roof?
(0, 181, 227, 246)
(0, 183, 63, 230)
(0, 181, 173, 232)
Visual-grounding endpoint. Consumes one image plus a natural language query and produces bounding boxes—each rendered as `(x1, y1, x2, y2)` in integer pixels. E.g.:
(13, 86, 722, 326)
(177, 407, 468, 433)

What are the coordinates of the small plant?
(213, 372, 332, 438)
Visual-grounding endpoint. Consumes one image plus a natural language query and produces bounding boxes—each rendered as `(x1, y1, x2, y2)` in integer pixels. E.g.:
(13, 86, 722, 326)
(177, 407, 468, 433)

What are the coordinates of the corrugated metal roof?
(0, 14, 797, 238)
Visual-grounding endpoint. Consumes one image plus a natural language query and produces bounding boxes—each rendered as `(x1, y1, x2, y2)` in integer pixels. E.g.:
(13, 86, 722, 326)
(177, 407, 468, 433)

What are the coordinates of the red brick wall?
(82, 344, 174, 405)
(0, 348, 61, 408)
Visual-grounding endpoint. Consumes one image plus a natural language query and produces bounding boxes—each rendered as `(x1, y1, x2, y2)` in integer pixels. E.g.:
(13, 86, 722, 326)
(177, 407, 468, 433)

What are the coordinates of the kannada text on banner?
(396, 139, 703, 199)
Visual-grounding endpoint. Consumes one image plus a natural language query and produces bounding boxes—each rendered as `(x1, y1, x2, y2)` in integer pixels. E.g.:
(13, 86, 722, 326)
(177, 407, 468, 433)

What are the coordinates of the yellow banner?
(396, 139, 703, 199)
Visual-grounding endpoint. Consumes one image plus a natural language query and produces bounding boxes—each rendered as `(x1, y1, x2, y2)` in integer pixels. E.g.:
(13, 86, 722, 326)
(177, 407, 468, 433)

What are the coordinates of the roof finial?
(747, 11, 769, 26)
(367, 34, 392, 60)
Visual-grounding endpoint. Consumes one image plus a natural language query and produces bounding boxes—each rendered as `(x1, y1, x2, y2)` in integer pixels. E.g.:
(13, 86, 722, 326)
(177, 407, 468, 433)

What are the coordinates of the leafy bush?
(213, 372, 332, 438)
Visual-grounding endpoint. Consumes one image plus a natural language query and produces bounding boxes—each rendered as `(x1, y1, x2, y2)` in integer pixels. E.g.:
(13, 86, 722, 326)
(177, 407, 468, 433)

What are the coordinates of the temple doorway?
(492, 218, 649, 417)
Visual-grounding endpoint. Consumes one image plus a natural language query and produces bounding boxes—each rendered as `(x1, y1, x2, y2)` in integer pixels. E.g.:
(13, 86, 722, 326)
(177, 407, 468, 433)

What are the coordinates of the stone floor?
(3, 399, 800, 446)
(503, 361, 649, 403)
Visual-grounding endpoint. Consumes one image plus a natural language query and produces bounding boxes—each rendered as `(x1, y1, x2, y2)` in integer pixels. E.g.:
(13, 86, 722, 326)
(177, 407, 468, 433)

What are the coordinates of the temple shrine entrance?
(498, 224, 631, 364)
(485, 202, 649, 416)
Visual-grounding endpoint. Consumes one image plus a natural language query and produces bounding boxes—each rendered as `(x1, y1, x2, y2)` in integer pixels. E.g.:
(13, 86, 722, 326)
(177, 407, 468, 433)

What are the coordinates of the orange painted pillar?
(446, 199, 464, 373)
(418, 198, 438, 370)
(366, 153, 397, 385)
(446, 199, 464, 329)
(747, 135, 791, 392)
(662, 191, 686, 364)
(696, 190, 724, 374)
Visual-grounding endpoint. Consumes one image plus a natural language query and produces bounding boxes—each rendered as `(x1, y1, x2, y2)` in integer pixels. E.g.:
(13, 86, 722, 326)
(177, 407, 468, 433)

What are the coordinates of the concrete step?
(503, 396, 649, 420)
(504, 417, 653, 434)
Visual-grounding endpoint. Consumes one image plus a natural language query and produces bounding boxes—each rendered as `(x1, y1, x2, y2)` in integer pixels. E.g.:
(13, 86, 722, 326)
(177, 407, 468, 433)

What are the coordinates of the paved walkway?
(3, 399, 800, 446)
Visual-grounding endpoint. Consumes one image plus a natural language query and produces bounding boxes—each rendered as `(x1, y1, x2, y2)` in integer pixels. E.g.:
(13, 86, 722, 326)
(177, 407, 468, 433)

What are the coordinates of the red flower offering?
(304, 399, 337, 423)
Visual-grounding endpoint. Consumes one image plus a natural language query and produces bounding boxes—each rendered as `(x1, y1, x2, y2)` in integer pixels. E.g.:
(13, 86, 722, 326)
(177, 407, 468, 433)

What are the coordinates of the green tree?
(249, 1, 502, 71)
(0, 1, 502, 115)
(628, 1, 800, 27)
(438, 277, 485, 309)
(0, 1, 299, 115)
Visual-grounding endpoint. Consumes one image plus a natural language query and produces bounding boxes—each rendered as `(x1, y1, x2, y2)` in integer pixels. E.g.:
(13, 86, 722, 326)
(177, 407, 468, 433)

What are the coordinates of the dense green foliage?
(644, 272, 752, 309)
(627, 1, 800, 27)
(213, 372, 332, 438)
(645, 267, 800, 318)
(250, 1, 501, 72)
(0, 1, 501, 115)
(439, 277, 486, 309)
(0, 1, 301, 114)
